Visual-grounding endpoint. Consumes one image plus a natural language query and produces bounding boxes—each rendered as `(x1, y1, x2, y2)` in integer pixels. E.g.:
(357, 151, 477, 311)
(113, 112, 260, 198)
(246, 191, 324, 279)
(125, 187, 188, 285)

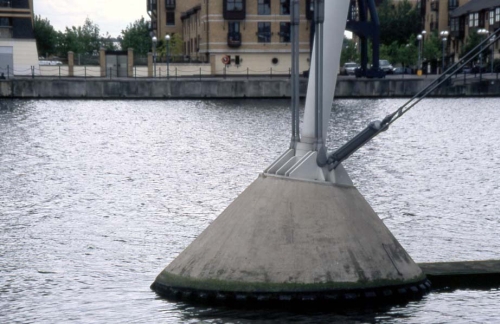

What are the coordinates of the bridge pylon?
(151, 0, 429, 307)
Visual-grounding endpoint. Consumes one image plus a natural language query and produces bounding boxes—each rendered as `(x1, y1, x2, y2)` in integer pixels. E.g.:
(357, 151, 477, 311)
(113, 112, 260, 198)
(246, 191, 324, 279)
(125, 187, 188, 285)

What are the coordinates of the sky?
(33, 1, 351, 40)
(34, 0, 149, 38)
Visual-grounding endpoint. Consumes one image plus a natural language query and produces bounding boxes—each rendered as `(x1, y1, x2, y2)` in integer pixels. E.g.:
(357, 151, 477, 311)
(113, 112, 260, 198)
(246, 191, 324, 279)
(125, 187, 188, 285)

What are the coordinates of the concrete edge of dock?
(1, 77, 499, 99)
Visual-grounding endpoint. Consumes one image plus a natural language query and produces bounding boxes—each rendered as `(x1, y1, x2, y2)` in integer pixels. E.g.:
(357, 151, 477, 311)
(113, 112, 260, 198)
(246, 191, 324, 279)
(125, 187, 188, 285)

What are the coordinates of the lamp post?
(165, 34, 171, 79)
(440, 30, 448, 73)
(477, 28, 489, 81)
(421, 30, 426, 73)
(152, 36, 157, 78)
(417, 34, 423, 76)
(491, 36, 496, 73)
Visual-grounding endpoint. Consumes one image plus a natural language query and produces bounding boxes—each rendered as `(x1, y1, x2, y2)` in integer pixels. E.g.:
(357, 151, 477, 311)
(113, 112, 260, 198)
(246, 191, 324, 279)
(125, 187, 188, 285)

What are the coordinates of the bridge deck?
(418, 260, 500, 289)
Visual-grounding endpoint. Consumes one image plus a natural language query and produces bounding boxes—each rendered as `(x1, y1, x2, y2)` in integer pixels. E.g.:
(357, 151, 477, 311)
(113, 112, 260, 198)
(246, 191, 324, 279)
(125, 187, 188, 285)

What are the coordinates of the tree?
(340, 38, 359, 65)
(423, 31, 441, 63)
(378, 0, 421, 46)
(79, 18, 101, 54)
(460, 31, 481, 59)
(120, 17, 152, 55)
(56, 18, 102, 55)
(381, 35, 418, 68)
(156, 33, 183, 57)
(33, 15, 58, 57)
(100, 32, 118, 51)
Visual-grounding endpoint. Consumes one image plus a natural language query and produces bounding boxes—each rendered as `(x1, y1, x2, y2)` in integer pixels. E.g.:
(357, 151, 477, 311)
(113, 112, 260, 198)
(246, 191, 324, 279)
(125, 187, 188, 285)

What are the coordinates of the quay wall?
(1, 78, 499, 99)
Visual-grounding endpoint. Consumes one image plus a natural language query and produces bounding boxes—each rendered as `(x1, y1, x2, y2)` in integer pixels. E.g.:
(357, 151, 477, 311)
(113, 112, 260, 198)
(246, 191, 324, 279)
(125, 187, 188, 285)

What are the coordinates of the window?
(279, 22, 290, 42)
(450, 18, 459, 32)
(491, 10, 495, 26)
(165, 0, 175, 9)
(257, 22, 271, 43)
(469, 13, 478, 27)
(166, 11, 175, 25)
(228, 21, 240, 33)
(227, 0, 243, 11)
(448, 0, 458, 10)
(0, 17, 11, 26)
(0, 0, 12, 8)
(496, 8, 500, 23)
(258, 0, 271, 15)
(280, 0, 290, 15)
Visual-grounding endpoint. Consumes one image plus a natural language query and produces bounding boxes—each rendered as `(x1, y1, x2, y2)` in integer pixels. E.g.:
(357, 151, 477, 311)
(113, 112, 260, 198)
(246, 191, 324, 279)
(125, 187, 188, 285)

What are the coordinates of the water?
(1, 98, 499, 323)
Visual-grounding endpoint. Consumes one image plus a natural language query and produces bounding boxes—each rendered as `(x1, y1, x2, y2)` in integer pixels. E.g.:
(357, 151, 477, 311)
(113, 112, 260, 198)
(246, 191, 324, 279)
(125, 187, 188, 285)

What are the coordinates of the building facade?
(0, 0, 39, 76)
(421, 0, 500, 64)
(147, 0, 313, 75)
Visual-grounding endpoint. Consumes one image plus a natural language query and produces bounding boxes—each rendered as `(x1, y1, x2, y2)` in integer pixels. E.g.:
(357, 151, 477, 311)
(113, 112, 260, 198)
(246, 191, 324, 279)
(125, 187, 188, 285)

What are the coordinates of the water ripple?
(1, 98, 499, 323)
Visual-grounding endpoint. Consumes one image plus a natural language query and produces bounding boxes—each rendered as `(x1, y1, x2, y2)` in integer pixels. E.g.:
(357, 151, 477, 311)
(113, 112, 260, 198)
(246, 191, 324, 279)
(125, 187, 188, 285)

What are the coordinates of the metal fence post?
(224, 67, 226, 79)
(200, 67, 202, 80)
(247, 67, 249, 79)
(175, 67, 177, 80)
(134, 66, 137, 79)
(7, 65, 9, 79)
(270, 67, 272, 78)
(109, 67, 112, 79)
(31, 66, 34, 79)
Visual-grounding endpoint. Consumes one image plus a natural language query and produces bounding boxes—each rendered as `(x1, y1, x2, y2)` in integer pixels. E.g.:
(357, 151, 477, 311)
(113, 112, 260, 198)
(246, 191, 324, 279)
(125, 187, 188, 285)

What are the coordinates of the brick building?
(0, 0, 39, 76)
(147, 0, 313, 74)
(421, 0, 500, 64)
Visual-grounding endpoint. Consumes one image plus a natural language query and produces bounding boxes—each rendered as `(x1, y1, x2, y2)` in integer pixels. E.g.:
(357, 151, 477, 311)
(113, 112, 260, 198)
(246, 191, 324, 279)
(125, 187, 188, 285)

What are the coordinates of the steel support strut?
(314, 0, 328, 166)
(290, 0, 300, 148)
(327, 28, 500, 170)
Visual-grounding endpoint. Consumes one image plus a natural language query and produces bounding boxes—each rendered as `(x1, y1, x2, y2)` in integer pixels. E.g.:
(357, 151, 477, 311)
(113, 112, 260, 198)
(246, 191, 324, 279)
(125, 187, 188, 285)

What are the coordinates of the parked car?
(393, 67, 412, 74)
(39, 60, 63, 66)
(459, 66, 473, 74)
(379, 60, 394, 74)
(471, 64, 488, 73)
(340, 62, 359, 75)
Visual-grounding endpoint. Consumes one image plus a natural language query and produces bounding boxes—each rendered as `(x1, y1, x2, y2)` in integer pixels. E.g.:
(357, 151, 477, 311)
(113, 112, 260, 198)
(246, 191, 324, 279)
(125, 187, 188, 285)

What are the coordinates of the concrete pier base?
(152, 174, 429, 306)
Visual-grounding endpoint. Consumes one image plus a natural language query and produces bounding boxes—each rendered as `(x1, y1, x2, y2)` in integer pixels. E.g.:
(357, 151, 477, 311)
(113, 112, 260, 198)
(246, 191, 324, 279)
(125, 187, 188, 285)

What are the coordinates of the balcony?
(148, 20, 157, 32)
(431, 0, 439, 11)
(165, 0, 175, 10)
(147, 0, 157, 12)
(223, 0, 246, 20)
(227, 32, 242, 48)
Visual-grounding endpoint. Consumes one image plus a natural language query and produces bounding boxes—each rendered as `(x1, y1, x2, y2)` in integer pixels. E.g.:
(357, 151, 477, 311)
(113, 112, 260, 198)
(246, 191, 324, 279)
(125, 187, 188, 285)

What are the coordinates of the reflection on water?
(1, 98, 499, 323)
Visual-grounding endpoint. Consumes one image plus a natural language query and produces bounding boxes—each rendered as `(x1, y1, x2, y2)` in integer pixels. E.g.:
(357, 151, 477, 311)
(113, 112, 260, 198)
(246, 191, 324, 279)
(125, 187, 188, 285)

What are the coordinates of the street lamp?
(490, 36, 496, 73)
(477, 28, 489, 81)
(152, 36, 157, 78)
(421, 30, 426, 73)
(417, 34, 423, 76)
(165, 34, 171, 79)
(440, 30, 449, 73)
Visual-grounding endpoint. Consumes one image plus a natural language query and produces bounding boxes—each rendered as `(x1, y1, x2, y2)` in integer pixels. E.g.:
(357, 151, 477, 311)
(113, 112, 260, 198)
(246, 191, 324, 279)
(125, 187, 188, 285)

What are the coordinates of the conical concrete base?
(152, 174, 429, 306)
